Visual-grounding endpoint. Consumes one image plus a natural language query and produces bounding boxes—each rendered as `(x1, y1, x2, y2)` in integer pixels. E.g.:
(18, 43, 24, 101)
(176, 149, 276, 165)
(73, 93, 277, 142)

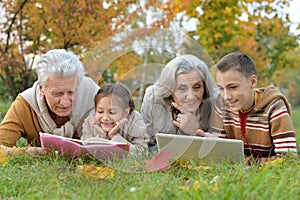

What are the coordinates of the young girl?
(81, 83, 149, 153)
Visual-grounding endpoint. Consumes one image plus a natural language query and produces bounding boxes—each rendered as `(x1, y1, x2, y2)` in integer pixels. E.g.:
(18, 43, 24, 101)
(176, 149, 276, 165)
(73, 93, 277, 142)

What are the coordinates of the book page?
(83, 137, 126, 145)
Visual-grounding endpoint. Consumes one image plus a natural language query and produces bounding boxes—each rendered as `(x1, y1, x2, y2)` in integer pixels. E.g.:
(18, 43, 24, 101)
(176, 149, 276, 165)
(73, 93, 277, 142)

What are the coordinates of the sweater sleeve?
(0, 96, 42, 147)
(112, 111, 149, 153)
(269, 98, 297, 155)
(140, 85, 156, 146)
(81, 115, 106, 141)
(210, 95, 227, 138)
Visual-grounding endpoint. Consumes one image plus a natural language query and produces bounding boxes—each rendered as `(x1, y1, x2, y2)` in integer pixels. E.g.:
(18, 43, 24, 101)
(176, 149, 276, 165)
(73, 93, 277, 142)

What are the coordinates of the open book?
(39, 132, 130, 160)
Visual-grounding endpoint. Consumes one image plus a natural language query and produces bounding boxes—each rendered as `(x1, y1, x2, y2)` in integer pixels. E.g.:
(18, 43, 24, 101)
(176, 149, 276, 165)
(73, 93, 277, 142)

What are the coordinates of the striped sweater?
(211, 85, 297, 158)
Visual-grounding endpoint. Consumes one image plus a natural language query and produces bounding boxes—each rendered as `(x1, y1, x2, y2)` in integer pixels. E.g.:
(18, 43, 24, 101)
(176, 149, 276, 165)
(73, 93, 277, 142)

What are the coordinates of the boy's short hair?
(215, 52, 257, 77)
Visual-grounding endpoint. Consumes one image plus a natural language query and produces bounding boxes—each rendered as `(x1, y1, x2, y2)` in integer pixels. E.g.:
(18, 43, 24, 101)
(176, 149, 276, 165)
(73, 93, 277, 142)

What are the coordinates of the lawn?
(0, 104, 300, 199)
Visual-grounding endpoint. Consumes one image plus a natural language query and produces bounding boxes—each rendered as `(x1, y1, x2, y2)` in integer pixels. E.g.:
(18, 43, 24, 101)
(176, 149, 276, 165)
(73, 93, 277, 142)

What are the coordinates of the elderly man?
(0, 49, 99, 155)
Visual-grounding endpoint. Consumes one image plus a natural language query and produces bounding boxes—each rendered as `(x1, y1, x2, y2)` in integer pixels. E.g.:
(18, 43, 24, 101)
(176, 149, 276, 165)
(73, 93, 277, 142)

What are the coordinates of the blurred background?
(0, 0, 299, 109)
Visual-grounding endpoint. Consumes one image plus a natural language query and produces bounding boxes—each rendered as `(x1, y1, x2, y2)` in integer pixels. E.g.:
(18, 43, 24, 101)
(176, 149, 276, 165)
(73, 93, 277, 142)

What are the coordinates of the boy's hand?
(196, 129, 218, 138)
(171, 102, 199, 136)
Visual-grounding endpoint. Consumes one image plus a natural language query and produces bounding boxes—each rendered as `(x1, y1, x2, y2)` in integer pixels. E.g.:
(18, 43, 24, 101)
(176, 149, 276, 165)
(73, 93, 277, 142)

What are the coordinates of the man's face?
(216, 68, 257, 112)
(40, 75, 79, 117)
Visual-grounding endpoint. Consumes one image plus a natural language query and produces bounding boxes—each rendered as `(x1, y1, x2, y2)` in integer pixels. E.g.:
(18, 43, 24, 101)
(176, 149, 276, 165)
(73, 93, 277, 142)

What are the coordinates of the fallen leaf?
(144, 151, 172, 172)
(77, 164, 115, 180)
(0, 146, 25, 166)
(0, 150, 10, 165)
(262, 157, 284, 169)
(175, 159, 211, 171)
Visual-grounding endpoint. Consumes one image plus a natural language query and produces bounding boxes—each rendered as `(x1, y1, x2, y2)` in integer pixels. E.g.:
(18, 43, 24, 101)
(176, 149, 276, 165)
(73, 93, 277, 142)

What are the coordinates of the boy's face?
(216, 68, 257, 112)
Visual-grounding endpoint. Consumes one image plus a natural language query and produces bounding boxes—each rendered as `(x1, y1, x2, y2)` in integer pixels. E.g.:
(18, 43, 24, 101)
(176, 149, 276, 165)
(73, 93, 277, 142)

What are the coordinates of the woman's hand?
(171, 102, 200, 135)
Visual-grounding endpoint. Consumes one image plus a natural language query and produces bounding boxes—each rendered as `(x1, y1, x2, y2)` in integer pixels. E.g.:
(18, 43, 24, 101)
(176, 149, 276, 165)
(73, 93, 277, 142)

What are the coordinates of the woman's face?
(172, 70, 205, 114)
(95, 95, 129, 133)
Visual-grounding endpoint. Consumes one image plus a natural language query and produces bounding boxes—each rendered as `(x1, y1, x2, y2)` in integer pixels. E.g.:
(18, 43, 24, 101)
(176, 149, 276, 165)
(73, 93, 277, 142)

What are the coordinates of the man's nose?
(60, 94, 71, 107)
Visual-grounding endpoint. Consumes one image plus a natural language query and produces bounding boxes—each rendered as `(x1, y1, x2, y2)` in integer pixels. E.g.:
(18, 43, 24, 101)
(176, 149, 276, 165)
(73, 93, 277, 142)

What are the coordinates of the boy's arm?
(270, 99, 297, 155)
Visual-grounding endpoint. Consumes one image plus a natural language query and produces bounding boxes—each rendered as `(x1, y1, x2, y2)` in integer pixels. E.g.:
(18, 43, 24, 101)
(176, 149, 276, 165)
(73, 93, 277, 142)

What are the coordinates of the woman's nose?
(186, 88, 197, 99)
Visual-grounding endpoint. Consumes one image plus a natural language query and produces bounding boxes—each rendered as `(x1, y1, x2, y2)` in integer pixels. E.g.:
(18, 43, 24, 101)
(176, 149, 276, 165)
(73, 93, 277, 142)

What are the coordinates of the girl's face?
(172, 70, 205, 114)
(95, 95, 129, 132)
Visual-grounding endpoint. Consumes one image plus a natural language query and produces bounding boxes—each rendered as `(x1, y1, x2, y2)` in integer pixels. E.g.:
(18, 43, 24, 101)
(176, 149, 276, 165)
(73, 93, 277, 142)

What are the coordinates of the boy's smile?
(216, 68, 257, 112)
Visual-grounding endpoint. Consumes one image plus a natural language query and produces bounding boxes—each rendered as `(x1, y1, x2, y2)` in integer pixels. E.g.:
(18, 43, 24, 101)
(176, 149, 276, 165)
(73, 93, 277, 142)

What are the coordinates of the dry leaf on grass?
(177, 179, 219, 192)
(0, 146, 25, 165)
(261, 157, 284, 169)
(175, 160, 212, 171)
(0, 151, 10, 165)
(77, 164, 115, 180)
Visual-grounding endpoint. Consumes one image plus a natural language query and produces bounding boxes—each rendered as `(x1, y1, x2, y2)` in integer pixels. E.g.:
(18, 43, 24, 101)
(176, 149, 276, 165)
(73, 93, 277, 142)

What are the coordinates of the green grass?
(0, 101, 11, 121)
(1, 104, 300, 199)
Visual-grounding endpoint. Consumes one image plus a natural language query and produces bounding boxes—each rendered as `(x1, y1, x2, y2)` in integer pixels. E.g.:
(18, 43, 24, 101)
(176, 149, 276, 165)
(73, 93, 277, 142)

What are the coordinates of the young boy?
(198, 52, 297, 164)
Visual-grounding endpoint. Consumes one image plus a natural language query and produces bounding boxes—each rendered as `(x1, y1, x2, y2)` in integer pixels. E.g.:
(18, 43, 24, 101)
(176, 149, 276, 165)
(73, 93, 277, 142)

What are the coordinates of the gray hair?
(156, 54, 216, 100)
(36, 49, 85, 87)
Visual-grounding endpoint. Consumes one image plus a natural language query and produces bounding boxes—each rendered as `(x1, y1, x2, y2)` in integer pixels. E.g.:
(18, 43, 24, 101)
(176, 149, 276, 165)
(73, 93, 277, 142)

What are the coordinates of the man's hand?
(25, 147, 49, 157)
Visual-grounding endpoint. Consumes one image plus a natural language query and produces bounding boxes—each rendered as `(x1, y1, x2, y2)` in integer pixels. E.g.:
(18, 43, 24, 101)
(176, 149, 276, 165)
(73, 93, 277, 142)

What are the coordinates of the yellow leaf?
(77, 164, 115, 180)
(196, 165, 212, 171)
(0, 151, 10, 166)
(192, 180, 201, 190)
(262, 157, 284, 169)
(177, 185, 190, 191)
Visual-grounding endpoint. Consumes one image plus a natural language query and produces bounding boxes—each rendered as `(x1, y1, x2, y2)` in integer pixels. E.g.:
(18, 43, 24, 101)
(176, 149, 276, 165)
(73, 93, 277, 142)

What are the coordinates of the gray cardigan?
(141, 85, 213, 151)
(81, 110, 149, 153)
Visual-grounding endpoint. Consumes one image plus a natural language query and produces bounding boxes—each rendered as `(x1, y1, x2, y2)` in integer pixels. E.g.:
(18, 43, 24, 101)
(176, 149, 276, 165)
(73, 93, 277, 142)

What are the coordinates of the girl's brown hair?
(94, 83, 135, 113)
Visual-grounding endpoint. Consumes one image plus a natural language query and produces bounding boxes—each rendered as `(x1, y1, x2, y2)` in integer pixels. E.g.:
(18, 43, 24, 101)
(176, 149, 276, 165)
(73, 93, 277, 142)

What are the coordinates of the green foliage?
(0, 101, 12, 121)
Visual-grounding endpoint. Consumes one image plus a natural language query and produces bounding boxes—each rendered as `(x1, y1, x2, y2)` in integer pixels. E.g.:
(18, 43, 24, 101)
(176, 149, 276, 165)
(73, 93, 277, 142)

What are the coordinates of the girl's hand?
(107, 118, 128, 139)
(171, 102, 199, 135)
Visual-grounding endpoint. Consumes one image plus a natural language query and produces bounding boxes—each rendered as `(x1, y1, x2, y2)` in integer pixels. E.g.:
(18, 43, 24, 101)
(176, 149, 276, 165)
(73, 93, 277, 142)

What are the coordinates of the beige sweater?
(81, 110, 149, 153)
(0, 77, 99, 147)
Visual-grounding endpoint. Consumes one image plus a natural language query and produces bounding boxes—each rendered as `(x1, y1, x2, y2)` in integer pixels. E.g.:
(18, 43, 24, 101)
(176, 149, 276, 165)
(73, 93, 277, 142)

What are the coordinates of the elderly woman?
(141, 54, 217, 152)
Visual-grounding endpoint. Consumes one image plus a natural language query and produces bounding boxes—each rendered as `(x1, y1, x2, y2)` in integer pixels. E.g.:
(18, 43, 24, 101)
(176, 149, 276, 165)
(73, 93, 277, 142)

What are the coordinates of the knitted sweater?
(211, 85, 297, 158)
(81, 110, 149, 153)
(0, 77, 99, 147)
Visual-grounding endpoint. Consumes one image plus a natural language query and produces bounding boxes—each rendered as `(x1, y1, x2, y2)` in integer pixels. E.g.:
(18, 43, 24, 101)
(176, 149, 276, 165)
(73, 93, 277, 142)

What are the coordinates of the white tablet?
(156, 133, 244, 164)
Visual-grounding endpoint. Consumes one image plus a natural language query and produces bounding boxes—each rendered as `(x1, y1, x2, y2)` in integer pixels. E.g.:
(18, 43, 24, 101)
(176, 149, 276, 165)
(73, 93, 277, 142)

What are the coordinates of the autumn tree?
(152, 0, 299, 86)
(0, 0, 139, 100)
